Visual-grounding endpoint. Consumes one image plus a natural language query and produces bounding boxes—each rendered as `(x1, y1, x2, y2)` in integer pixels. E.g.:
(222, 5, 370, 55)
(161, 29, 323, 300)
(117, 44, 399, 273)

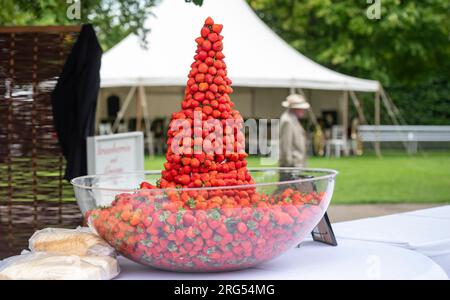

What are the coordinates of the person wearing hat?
(279, 94, 310, 169)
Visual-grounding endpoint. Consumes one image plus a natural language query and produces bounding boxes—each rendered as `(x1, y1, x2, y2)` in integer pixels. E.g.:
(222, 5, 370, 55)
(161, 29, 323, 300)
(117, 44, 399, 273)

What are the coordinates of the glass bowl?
(71, 168, 337, 272)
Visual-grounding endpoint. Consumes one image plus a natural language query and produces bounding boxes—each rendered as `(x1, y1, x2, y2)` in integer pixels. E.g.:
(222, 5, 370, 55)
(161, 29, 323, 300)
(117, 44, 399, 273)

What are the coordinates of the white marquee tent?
(98, 0, 388, 155)
(101, 0, 379, 91)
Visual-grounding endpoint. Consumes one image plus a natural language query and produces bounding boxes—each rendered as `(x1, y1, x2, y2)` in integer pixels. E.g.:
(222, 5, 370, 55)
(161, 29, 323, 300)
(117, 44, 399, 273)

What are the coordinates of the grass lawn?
(145, 151, 450, 204)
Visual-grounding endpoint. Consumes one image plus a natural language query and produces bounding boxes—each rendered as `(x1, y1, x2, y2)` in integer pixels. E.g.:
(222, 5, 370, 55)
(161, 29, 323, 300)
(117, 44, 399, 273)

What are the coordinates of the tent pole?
(350, 90, 381, 154)
(374, 90, 382, 157)
(342, 90, 349, 156)
(307, 109, 318, 126)
(379, 86, 411, 153)
(297, 88, 306, 97)
(379, 86, 406, 126)
(349, 91, 368, 124)
(296, 88, 316, 123)
(139, 85, 154, 157)
(136, 86, 142, 132)
(112, 86, 136, 132)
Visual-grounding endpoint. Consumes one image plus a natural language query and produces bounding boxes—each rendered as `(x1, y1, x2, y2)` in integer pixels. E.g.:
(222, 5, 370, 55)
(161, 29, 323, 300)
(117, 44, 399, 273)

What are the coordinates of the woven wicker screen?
(0, 26, 84, 258)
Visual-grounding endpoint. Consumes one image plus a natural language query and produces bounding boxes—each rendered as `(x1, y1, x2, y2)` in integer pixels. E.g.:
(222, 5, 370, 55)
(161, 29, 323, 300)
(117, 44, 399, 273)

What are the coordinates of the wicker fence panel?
(0, 27, 84, 259)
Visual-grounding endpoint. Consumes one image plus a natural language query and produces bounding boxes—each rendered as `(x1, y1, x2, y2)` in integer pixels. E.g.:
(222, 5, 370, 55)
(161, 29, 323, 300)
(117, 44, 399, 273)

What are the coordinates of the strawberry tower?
(160, 17, 254, 191)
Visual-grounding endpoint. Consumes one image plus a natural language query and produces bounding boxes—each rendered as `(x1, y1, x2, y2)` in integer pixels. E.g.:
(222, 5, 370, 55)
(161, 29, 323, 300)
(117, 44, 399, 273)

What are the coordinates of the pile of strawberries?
(159, 16, 254, 190)
(87, 17, 328, 272)
(90, 188, 325, 271)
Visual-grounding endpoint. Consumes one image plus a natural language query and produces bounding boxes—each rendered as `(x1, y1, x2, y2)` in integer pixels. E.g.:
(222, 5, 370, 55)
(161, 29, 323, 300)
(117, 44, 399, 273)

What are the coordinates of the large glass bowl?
(71, 168, 337, 272)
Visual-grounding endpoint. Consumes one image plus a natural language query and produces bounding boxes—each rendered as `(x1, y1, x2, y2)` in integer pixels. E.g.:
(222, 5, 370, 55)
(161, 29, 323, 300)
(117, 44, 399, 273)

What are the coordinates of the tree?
(248, 0, 450, 124)
(0, 0, 202, 50)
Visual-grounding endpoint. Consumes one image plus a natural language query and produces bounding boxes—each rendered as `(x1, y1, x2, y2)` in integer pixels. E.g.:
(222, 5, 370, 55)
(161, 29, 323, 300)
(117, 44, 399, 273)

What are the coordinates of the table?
(116, 239, 448, 280)
(333, 205, 450, 276)
(403, 205, 450, 220)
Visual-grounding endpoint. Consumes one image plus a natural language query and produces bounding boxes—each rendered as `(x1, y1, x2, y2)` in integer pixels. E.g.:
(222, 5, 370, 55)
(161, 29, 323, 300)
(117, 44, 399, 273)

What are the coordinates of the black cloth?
(51, 24, 102, 181)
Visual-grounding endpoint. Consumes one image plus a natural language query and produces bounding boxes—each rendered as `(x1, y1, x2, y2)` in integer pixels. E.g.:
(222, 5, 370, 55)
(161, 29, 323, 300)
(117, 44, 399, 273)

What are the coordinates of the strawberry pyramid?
(87, 16, 329, 272)
(159, 17, 254, 189)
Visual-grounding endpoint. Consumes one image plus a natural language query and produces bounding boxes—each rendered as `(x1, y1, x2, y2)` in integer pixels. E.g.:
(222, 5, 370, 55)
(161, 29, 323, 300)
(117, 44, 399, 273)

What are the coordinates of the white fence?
(358, 125, 450, 153)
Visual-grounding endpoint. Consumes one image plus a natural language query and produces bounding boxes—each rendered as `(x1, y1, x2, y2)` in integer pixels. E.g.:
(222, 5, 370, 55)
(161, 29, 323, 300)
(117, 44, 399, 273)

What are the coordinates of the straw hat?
(282, 94, 310, 109)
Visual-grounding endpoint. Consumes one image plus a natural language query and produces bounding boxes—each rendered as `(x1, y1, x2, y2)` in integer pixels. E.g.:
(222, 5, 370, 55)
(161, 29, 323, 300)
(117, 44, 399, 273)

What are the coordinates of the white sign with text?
(87, 132, 144, 175)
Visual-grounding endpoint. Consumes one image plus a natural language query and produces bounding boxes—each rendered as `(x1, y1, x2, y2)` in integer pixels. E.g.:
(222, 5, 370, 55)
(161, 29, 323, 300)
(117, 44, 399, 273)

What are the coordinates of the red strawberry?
(140, 181, 157, 189)
(190, 158, 200, 168)
(208, 67, 217, 75)
(178, 175, 190, 185)
(207, 33, 219, 42)
(212, 41, 223, 51)
(216, 51, 225, 59)
(205, 17, 214, 26)
(198, 63, 208, 73)
(201, 229, 213, 239)
(175, 229, 185, 240)
(197, 51, 208, 61)
(237, 222, 248, 233)
(198, 82, 208, 91)
(201, 26, 210, 38)
(202, 40, 212, 51)
(205, 57, 214, 66)
(212, 24, 223, 34)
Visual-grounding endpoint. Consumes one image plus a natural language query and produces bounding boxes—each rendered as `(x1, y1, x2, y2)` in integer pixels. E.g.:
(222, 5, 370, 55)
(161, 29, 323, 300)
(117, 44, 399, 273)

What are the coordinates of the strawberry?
(181, 157, 191, 165)
(237, 222, 248, 233)
(208, 66, 217, 75)
(140, 181, 157, 189)
(208, 85, 218, 94)
(205, 57, 214, 66)
(198, 82, 208, 91)
(197, 50, 208, 61)
(186, 226, 196, 239)
(202, 40, 212, 51)
(195, 73, 205, 83)
(207, 33, 219, 42)
(212, 24, 223, 34)
(120, 210, 131, 222)
(201, 26, 210, 38)
(178, 174, 190, 185)
(205, 16, 214, 26)
(212, 41, 223, 51)
(202, 105, 213, 115)
(201, 229, 213, 239)
(190, 158, 200, 168)
(175, 229, 185, 240)
(198, 63, 209, 73)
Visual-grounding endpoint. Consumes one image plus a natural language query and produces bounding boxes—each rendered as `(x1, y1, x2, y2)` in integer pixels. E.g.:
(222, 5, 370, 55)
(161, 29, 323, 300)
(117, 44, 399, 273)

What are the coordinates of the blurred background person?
(279, 94, 311, 170)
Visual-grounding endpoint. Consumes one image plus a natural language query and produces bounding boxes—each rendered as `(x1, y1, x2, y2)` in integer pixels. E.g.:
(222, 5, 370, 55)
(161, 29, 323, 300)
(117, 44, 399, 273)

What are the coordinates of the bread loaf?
(0, 253, 119, 280)
(29, 227, 114, 257)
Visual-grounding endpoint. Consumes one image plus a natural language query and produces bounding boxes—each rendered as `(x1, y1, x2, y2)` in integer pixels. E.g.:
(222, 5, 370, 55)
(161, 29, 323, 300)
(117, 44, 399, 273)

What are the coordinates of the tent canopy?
(100, 0, 380, 92)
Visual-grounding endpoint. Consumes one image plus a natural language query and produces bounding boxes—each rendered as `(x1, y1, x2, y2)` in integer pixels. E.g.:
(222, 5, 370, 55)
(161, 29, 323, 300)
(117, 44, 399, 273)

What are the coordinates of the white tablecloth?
(116, 239, 448, 280)
(333, 205, 450, 276)
(404, 205, 450, 220)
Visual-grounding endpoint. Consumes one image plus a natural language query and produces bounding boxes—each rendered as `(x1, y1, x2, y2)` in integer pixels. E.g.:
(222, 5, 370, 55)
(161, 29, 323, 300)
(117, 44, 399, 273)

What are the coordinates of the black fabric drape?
(51, 24, 102, 181)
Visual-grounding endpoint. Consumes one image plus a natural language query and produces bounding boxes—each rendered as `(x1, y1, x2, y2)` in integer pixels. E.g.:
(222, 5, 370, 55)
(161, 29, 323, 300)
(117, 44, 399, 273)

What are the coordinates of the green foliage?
(185, 0, 204, 5)
(386, 77, 450, 125)
(1, 0, 447, 124)
(0, 0, 202, 50)
(248, 0, 450, 124)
